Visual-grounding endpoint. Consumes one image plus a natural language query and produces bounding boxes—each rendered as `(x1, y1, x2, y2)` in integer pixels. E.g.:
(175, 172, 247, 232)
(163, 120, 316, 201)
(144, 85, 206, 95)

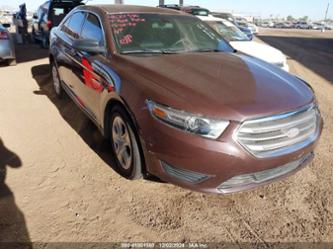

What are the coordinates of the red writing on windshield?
(109, 14, 147, 45)
(119, 34, 133, 45)
(109, 13, 146, 31)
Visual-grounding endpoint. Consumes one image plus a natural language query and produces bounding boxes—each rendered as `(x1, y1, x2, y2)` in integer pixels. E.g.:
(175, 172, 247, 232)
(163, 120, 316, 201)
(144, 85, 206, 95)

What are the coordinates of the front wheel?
(109, 105, 142, 180)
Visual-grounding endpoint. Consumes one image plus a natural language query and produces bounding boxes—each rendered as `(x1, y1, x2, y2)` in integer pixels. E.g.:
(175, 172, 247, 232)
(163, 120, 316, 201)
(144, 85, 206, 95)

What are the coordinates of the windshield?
(109, 13, 233, 54)
(206, 21, 250, 42)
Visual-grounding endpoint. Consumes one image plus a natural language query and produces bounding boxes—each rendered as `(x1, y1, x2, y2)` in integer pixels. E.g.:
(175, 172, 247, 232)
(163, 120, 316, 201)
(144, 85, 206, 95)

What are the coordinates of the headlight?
(146, 100, 229, 139)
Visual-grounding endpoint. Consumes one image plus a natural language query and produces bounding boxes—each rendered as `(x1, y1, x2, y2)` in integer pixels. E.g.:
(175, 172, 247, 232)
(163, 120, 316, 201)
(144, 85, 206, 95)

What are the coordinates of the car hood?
(230, 41, 286, 64)
(116, 52, 314, 122)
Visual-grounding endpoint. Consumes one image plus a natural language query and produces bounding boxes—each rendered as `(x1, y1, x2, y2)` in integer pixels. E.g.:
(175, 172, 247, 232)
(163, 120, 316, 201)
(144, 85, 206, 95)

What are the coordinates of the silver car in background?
(0, 23, 16, 66)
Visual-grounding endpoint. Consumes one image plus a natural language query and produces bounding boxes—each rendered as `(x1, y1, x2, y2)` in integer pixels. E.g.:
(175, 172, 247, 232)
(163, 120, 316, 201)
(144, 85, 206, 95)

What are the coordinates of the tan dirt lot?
(0, 29, 333, 245)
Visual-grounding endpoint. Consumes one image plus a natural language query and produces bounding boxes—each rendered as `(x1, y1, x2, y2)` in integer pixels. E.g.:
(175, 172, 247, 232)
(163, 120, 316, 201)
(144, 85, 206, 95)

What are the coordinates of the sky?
(0, 0, 331, 20)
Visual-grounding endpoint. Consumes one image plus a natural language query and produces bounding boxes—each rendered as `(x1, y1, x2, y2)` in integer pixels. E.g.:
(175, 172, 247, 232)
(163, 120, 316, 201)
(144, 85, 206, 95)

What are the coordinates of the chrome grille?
(236, 104, 320, 158)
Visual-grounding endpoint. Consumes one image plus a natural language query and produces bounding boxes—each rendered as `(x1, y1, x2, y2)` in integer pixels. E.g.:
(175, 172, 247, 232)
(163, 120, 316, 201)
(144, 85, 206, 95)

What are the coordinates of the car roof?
(83, 4, 185, 15)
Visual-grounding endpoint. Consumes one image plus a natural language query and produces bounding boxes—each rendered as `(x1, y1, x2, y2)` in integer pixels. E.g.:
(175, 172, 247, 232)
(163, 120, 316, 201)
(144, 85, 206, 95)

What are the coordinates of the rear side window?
(81, 13, 104, 45)
(62, 11, 85, 39)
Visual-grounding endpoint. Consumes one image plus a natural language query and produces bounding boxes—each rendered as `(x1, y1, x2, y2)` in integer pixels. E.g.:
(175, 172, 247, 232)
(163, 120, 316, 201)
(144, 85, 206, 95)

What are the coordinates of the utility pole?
(324, 3, 330, 21)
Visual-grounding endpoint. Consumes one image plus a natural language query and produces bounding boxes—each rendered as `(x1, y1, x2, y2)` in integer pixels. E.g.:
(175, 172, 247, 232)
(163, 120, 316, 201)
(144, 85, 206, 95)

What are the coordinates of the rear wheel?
(109, 105, 142, 180)
(51, 63, 63, 98)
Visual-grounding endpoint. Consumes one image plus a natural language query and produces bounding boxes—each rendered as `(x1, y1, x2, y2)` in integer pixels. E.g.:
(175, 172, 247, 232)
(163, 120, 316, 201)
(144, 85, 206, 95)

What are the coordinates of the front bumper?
(217, 152, 314, 194)
(141, 111, 322, 194)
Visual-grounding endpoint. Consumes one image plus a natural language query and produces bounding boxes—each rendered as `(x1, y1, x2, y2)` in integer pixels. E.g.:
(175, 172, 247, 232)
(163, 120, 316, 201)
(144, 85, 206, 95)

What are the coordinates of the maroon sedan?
(49, 5, 322, 194)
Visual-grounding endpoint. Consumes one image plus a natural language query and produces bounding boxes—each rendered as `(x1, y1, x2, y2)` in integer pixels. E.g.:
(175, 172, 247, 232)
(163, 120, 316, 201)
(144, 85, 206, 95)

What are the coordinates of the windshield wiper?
(162, 48, 222, 54)
(121, 49, 188, 55)
(121, 48, 220, 55)
(121, 49, 164, 55)
(161, 49, 187, 54)
(190, 48, 221, 53)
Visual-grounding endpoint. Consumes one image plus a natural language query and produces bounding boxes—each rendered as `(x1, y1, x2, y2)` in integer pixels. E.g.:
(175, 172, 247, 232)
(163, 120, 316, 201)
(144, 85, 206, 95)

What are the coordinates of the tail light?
(0, 31, 9, 40)
(47, 20, 53, 29)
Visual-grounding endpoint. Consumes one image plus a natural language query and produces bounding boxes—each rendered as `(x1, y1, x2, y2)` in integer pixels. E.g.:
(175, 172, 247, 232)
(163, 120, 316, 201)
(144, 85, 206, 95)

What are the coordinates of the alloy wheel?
(112, 116, 133, 170)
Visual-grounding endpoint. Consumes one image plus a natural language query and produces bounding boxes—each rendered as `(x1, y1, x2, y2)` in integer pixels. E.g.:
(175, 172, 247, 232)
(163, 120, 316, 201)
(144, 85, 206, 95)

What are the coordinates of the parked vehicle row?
(273, 22, 294, 29)
(49, 4, 322, 194)
(258, 20, 332, 30)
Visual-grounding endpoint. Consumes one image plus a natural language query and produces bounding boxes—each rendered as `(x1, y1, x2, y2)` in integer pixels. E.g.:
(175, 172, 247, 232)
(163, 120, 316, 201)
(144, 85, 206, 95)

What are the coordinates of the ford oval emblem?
(285, 128, 300, 138)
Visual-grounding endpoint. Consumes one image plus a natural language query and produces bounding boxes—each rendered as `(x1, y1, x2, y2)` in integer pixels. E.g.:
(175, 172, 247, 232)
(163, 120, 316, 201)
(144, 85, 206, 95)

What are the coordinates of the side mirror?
(72, 39, 106, 54)
(3, 23, 11, 28)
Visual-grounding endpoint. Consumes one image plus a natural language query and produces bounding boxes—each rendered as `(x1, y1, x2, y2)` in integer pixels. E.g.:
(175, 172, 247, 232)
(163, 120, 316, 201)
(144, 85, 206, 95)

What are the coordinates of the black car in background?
(158, 4, 210, 16)
(31, 0, 84, 48)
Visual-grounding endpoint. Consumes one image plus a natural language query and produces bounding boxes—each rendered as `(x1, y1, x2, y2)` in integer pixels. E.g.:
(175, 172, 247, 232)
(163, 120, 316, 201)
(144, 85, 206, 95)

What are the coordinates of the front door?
(74, 13, 108, 122)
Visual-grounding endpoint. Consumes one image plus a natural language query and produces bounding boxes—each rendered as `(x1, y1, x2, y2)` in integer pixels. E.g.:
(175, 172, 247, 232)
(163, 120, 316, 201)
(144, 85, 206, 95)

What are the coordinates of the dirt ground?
(0, 28, 333, 245)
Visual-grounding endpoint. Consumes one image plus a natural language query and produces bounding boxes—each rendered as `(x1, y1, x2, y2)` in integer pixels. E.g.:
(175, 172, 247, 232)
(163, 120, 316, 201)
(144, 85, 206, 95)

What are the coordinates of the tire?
(51, 62, 63, 98)
(8, 59, 17, 66)
(109, 105, 142, 180)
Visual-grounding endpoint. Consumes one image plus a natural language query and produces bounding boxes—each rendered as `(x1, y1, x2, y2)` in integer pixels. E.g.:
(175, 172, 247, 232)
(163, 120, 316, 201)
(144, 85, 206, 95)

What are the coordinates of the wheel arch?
(103, 98, 148, 175)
